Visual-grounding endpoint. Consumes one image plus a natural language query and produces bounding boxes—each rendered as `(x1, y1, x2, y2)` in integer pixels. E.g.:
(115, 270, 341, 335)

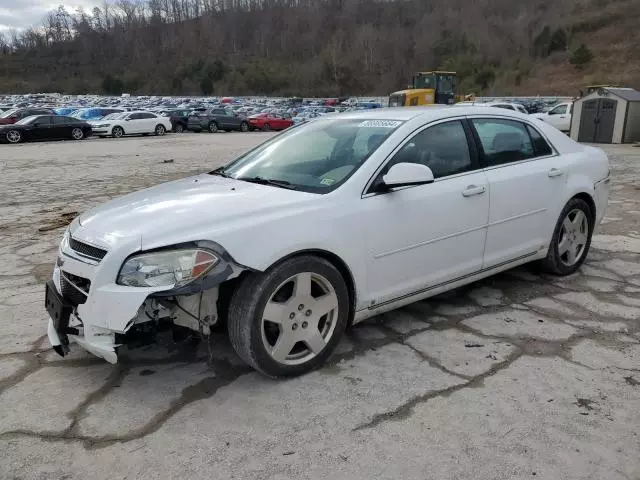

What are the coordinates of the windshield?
(103, 112, 128, 120)
(1, 109, 18, 118)
(413, 73, 436, 89)
(217, 118, 402, 193)
(15, 116, 39, 125)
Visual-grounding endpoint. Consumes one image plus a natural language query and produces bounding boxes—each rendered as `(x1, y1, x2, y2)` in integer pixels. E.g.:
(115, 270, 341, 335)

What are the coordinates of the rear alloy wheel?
(174, 123, 184, 133)
(262, 123, 271, 132)
(540, 198, 593, 275)
(6, 130, 22, 144)
(240, 121, 249, 132)
(228, 255, 349, 377)
(155, 124, 166, 136)
(112, 126, 124, 138)
(208, 122, 218, 133)
(71, 127, 84, 140)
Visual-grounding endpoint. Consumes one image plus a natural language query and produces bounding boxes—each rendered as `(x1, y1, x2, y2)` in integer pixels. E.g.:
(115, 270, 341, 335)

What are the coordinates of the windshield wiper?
(209, 167, 231, 178)
(238, 176, 299, 190)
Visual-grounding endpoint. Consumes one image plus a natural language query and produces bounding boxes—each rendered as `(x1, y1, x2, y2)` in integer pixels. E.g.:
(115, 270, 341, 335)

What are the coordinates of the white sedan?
(45, 107, 610, 377)
(90, 111, 172, 138)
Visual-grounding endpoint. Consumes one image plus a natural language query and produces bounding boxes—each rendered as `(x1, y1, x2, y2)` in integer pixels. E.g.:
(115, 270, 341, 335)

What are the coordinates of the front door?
(546, 103, 571, 132)
(364, 119, 489, 306)
(470, 117, 569, 267)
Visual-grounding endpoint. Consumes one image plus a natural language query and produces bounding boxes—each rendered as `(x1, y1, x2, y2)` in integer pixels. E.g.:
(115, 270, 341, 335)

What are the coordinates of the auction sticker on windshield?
(357, 120, 403, 128)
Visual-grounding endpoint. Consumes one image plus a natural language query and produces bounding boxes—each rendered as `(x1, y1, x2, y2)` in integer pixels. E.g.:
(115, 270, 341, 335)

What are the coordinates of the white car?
(45, 107, 610, 377)
(531, 102, 573, 132)
(91, 111, 172, 138)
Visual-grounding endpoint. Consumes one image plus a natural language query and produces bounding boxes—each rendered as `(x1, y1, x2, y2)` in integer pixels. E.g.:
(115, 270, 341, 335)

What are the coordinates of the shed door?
(578, 100, 598, 142)
(578, 98, 618, 143)
(594, 98, 617, 143)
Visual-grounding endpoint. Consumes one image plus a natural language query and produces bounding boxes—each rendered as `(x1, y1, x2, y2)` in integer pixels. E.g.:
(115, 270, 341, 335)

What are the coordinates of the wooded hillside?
(0, 0, 638, 96)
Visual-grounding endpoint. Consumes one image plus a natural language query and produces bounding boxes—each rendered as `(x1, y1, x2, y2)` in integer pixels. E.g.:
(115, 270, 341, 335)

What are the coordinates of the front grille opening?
(60, 272, 91, 306)
(69, 237, 107, 261)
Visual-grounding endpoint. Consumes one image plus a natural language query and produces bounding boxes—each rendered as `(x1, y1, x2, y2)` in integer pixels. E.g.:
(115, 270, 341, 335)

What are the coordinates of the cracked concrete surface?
(1, 137, 639, 479)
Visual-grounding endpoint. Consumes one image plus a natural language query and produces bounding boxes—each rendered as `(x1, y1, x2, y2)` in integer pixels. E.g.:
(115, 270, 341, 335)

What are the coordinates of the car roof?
(326, 106, 531, 122)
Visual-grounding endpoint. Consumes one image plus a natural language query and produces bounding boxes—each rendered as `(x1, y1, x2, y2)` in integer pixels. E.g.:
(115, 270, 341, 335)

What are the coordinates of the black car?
(0, 115, 92, 144)
(187, 107, 249, 133)
(163, 109, 192, 133)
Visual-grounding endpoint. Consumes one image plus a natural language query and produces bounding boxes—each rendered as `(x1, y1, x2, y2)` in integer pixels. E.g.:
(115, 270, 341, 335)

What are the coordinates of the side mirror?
(380, 163, 435, 191)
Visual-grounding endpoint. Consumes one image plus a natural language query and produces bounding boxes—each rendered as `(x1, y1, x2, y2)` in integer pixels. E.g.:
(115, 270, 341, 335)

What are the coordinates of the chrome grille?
(69, 237, 107, 261)
(60, 272, 91, 306)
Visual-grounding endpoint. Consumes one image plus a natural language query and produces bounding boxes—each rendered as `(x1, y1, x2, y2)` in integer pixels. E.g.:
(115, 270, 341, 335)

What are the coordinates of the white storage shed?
(570, 87, 640, 144)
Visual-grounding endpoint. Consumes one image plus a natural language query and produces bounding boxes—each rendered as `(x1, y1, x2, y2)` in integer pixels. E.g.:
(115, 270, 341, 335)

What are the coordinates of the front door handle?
(548, 168, 564, 178)
(462, 185, 486, 197)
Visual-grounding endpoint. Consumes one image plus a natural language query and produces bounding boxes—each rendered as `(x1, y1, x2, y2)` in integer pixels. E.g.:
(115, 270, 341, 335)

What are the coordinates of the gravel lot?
(1, 134, 639, 480)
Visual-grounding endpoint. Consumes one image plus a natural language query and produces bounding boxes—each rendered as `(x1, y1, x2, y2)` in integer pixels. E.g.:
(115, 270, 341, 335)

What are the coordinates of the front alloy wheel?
(228, 256, 349, 377)
(155, 124, 166, 136)
(208, 122, 218, 133)
(112, 126, 124, 138)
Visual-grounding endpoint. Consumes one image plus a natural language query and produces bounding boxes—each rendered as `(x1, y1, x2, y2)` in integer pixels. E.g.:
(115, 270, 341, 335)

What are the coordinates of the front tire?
(540, 197, 593, 275)
(240, 121, 249, 132)
(112, 126, 124, 138)
(262, 123, 271, 132)
(155, 124, 166, 136)
(208, 121, 218, 133)
(174, 123, 185, 133)
(228, 256, 349, 377)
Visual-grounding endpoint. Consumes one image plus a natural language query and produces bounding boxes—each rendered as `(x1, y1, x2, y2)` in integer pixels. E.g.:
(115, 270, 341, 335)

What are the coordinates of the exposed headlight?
(117, 249, 219, 288)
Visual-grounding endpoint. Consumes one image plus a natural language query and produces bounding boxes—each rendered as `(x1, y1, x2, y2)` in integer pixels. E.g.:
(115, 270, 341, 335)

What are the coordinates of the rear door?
(470, 117, 568, 268)
(52, 115, 73, 138)
(126, 113, 144, 133)
(211, 108, 229, 128)
(138, 112, 157, 133)
(32, 115, 55, 140)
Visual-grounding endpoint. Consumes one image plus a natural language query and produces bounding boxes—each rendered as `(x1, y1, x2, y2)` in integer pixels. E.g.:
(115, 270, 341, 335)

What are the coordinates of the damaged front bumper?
(45, 228, 246, 363)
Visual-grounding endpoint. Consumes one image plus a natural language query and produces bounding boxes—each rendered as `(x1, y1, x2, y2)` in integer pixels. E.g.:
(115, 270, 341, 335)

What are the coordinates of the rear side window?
(526, 125, 553, 157)
(471, 119, 534, 167)
(139, 113, 155, 119)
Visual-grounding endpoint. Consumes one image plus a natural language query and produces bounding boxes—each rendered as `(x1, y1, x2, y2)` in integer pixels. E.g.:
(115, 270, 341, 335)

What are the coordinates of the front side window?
(471, 119, 534, 166)
(217, 119, 402, 193)
(53, 116, 71, 124)
(549, 104, 567, 115)
(385, 120, 472, 179)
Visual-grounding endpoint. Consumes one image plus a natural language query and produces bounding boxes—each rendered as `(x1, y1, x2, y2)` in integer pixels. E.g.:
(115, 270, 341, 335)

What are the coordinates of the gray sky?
(0, 1, 105, 32)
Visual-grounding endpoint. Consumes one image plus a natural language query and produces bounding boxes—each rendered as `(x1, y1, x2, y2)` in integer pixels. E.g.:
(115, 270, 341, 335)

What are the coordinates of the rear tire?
(539, 197, 593, 276)
(71, 127, 84, 140)
(174, 123, 185, 133)
(6, 130, 22, 144)
(228, 255, 349, 377)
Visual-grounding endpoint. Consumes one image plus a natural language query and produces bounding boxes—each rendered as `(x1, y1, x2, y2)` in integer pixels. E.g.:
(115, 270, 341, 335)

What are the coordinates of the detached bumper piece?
(45, 280, 76, 357)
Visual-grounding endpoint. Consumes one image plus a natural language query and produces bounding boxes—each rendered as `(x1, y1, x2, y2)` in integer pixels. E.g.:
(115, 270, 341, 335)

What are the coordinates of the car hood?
(529, 113, 547, 119)
(74, 174, 316, 251)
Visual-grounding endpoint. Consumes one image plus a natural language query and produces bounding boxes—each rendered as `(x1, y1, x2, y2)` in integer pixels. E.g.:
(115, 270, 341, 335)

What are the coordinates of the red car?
(0, 107, 54, 125)
(247, 113, 293, 131)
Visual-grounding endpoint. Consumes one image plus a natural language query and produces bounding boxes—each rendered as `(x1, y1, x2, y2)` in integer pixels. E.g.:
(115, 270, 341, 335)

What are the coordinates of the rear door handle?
(462, 185, 486, 197)
(548, 168, 564, 178)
